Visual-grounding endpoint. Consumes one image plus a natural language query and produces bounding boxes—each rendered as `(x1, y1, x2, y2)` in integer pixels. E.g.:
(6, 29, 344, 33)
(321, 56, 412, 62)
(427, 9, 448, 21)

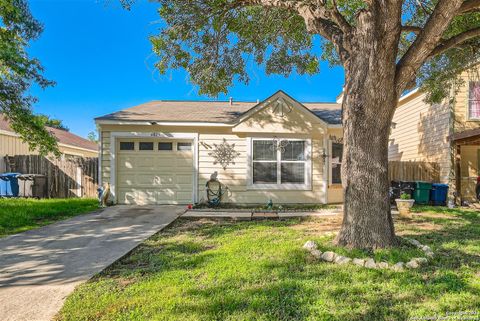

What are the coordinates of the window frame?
(119, 141, 135, 151)
(247, 137, 311, 190)
(158, 142, 173, 151)
(177, 142, 192, 151)
(330, 141, 343, 185)
(138, 141, 154, 151)
(467, 81, 480, 121)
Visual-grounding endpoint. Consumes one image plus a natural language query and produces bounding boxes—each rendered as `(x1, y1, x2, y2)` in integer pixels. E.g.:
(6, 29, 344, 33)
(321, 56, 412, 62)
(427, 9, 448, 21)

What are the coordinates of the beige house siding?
(388, 91, 451, 182)
(98, 100, 337, 204)
(453, 66, 480, 133)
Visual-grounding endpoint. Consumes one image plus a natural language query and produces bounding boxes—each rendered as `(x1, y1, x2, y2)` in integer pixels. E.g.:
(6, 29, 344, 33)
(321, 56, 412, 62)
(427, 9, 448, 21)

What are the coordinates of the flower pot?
(395, 199, 415, 218)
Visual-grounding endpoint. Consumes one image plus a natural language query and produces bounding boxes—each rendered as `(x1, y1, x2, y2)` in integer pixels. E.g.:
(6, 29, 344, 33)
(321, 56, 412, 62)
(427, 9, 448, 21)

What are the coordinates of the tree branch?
(395, 0, 465, 93)
(458, 0, 480, 14)
(429, 27, 480, 56)
(237, 0, 351, 62)
(401, 25, 423, 34)
(329, 0, 352, 34)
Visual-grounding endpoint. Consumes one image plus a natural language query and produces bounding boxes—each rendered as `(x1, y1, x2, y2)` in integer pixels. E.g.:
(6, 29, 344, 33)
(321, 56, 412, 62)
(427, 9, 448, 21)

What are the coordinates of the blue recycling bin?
(430, 183, 449, 206)
(0, 173, 21, 197)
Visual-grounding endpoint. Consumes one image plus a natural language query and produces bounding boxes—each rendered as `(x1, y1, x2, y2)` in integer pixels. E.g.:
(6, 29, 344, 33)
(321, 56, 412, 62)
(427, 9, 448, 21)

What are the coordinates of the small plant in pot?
(396, 192, 415, 218)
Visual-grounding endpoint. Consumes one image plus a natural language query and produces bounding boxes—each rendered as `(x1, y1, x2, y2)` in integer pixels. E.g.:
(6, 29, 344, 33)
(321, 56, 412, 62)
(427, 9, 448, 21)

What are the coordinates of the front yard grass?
(57, 206, 479, 321)
(0, 198, 99, 237)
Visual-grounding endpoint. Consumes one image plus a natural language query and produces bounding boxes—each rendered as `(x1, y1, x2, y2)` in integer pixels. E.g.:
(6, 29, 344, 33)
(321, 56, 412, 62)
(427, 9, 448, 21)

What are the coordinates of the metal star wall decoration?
(208, 138, 241, 170)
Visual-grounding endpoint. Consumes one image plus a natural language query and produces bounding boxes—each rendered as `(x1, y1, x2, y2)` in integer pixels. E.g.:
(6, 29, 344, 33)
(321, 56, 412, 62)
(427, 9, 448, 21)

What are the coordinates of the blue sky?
(28, 0, 345, 138)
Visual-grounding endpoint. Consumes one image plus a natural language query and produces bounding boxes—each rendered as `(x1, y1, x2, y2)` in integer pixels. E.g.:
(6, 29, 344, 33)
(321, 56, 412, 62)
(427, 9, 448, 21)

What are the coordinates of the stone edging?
(303, 238, 434, 271)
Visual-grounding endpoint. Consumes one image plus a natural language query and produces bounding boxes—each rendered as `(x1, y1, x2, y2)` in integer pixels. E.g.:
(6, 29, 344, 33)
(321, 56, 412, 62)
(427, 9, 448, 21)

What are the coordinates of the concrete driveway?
(0, 205, 182, 321)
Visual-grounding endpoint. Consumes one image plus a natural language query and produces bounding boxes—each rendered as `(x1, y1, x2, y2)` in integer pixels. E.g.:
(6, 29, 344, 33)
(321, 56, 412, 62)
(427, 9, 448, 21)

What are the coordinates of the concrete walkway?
(0, 205, 182, 321)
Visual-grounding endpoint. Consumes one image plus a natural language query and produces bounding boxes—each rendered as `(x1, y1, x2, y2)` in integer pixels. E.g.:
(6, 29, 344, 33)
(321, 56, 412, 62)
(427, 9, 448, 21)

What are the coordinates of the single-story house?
(96, 90, 344, 205)
(1, 115, 99, 173)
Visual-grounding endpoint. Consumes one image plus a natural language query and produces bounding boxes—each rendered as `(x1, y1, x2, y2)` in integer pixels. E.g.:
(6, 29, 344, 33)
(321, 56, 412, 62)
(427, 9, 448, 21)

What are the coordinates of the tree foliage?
(37, 114, 69, 131)
(0, 0, 58, 155)
(87, 131, 98, 143)
(146, 0, 480, 100)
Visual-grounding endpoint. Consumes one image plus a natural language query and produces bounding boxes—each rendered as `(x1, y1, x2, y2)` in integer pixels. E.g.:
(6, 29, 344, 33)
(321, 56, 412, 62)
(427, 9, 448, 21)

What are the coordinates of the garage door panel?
(176, 174, 193, 185)
(117, 174, 134, 186)
(117, 140, 194, 205)
(176, 191, 192, 202)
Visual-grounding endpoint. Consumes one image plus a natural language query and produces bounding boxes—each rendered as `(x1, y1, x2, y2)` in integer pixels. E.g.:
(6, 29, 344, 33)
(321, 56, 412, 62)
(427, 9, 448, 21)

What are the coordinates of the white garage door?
(116, 139, 194, 205)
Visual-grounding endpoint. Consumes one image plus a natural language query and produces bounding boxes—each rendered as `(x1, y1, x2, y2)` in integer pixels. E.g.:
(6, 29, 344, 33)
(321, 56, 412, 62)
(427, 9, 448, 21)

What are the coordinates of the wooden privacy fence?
(388, 161, 440, 182)
(5, 155, 99, 198)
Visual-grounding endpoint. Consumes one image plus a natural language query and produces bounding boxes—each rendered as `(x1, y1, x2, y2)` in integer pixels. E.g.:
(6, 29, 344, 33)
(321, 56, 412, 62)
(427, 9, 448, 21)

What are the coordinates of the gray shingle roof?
(96, 100, 342, 125)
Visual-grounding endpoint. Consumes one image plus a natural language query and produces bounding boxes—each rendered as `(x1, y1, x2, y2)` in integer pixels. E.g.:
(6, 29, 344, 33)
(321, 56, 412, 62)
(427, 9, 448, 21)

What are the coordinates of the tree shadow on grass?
(82, 213, 479, 321)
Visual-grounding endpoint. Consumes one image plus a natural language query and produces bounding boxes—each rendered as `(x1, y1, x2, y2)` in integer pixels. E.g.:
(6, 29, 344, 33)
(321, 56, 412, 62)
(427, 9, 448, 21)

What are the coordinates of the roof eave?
(95, 119, 234, 127)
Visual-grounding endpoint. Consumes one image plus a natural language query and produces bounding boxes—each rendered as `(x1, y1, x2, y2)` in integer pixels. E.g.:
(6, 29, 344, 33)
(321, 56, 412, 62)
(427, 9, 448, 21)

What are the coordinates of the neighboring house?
(388, 66, 480, 203)
(96, 90, 344, 205)
(0, 115, 99, 173)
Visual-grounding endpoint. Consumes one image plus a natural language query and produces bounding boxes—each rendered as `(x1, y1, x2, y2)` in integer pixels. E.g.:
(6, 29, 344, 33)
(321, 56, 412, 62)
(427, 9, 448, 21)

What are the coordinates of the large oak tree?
(136, 0, 480, 248)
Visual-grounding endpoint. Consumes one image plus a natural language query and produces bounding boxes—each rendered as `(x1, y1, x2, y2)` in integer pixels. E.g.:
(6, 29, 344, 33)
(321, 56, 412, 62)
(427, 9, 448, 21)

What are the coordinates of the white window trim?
(109, 131, 198, 204)
(247, 137, 312, 190)
(467, 81, 480, 121)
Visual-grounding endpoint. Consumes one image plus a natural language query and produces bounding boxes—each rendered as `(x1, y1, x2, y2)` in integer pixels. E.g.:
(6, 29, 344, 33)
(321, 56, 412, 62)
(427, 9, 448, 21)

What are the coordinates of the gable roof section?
(0, 116, 98, 152)
(233, 90, 334, 129)
(95, 91, 342, 126)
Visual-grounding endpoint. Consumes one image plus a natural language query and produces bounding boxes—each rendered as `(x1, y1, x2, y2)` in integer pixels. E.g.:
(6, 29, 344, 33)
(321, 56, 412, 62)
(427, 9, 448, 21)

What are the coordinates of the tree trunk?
(334, 6, 402, 248)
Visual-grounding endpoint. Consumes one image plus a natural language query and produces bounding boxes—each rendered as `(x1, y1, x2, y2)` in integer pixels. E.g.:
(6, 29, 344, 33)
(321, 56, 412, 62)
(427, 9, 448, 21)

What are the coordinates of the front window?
(469, 81, 480, 120)
(251, 139, 310, 188)
(331, 143, 343, 184)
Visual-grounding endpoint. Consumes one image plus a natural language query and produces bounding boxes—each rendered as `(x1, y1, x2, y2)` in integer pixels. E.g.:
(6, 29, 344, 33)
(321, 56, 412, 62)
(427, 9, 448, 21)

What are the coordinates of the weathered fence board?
(388, 161, 440, 182)
(5, 155, 98, 198)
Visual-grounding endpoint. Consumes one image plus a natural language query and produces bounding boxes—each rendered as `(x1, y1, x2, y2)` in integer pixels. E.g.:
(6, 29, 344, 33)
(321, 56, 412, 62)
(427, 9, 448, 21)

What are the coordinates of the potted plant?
(395, 192, 415, 218)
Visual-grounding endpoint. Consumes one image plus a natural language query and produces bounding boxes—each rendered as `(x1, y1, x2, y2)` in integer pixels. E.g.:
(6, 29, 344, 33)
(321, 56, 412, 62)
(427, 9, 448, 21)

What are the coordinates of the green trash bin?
(414, 181, 432, 205)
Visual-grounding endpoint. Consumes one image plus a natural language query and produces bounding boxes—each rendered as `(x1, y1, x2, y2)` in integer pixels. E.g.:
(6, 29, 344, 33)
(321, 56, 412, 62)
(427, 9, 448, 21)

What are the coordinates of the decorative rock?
(392, 262, 405, 271)
(320, 251, 336, 262)
(408, 239, 422, 247)
(424, 250, 434, 258)
(334, 256, 351, 265)
(421, 245, 432, 252)
(413, 257, 428, 265)
(310, 249, 322, 259)
(377, 262, 389, 269)
(364, 258, 377, 269)
(352, 258, 365, 267)
(303, 241, 317, 251)
(406, 260, 419, 269)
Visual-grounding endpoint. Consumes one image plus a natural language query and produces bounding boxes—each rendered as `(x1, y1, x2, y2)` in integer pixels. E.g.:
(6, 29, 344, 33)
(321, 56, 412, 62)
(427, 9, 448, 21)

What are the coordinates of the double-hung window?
(468, 81, 480, 120)
(250, 139, 311, 189)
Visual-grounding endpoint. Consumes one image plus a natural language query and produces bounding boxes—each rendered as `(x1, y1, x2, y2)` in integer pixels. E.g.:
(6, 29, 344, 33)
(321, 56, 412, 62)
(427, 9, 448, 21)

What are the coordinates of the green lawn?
(0, 198, 99, 237)
(57, 206, 479, 321)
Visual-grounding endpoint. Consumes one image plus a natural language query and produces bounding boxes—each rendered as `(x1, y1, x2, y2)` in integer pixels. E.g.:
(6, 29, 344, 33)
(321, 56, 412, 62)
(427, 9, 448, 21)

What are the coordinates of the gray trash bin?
(17, 174, 47, 198)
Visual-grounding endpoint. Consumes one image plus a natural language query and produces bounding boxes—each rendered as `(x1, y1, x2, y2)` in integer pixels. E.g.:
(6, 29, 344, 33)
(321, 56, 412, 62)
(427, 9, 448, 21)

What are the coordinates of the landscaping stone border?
(303, 238, 434, 271)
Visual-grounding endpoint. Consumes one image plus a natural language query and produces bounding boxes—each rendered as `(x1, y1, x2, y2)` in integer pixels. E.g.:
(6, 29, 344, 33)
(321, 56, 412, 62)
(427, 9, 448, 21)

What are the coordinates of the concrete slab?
(181, 211, 252, 219)
(0, 205, 182, 321)
(182, 208, 343, 219)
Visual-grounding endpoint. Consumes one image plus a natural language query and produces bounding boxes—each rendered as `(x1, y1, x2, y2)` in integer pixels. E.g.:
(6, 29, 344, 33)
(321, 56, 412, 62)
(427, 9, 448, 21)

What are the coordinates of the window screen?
(252, 139, 307, 186)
